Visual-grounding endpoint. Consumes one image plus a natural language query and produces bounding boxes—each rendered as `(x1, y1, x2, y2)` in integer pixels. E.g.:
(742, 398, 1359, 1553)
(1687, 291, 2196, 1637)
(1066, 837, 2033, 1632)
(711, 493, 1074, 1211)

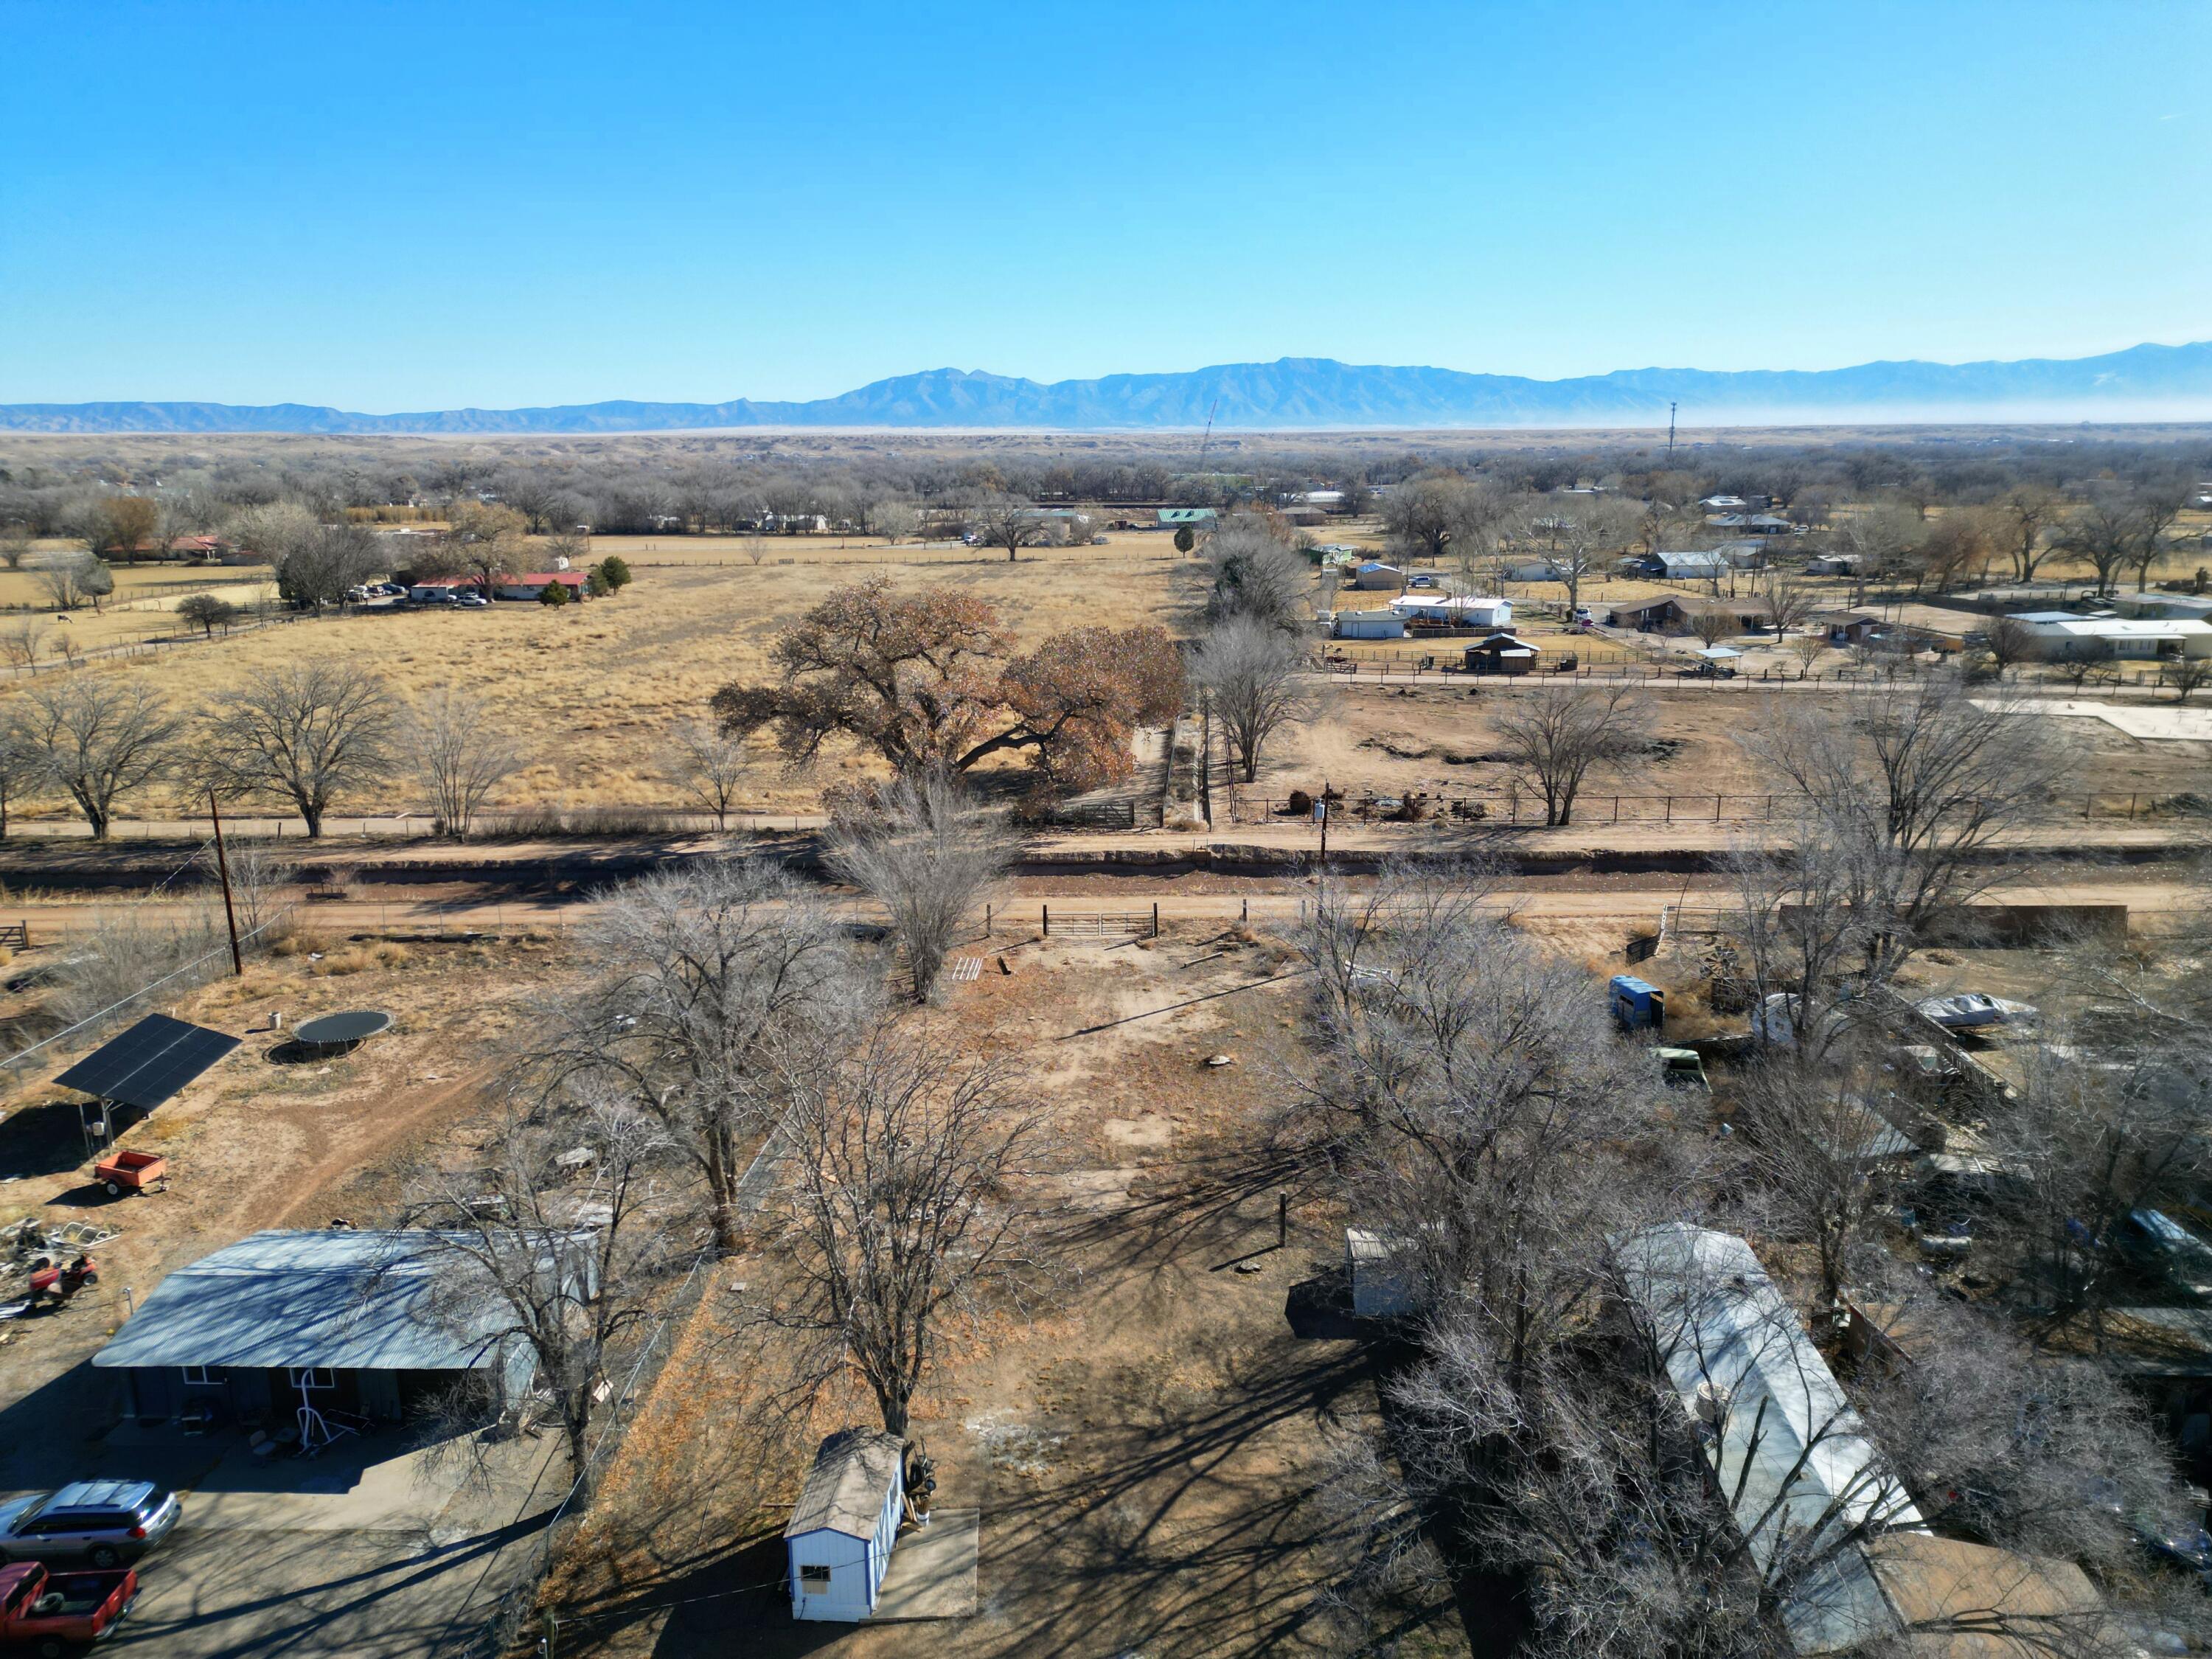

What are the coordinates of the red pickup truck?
(0, 1561, 137, 1655)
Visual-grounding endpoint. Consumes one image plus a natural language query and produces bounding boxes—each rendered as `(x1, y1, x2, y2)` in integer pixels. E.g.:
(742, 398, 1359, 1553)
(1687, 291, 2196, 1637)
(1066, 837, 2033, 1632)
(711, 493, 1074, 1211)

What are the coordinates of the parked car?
(0, 1484, 180, 1569)
(1917, 992, 2038, 1031)
(2116, 1209, 2212, 1301)
(0, 1560, 138, 1655)
(457, 592, 490, 608)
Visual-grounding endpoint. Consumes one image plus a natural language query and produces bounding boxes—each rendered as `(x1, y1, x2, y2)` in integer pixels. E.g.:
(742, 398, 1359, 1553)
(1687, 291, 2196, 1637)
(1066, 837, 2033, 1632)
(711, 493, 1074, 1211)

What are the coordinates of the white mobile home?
(785, 1428, 905, 1622)
(1388, 593, 1512, 627)
(2020, 616, 2212, 661)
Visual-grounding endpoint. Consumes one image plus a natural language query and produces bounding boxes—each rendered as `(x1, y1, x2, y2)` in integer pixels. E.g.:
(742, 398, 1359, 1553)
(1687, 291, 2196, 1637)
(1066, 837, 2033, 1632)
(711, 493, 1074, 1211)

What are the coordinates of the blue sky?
(2, 0, 2205, 408)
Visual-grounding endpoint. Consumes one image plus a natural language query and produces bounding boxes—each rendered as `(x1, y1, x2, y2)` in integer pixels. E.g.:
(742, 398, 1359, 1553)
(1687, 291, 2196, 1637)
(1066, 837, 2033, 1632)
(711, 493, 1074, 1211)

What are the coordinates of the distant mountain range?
(7, 341, 2212, 434)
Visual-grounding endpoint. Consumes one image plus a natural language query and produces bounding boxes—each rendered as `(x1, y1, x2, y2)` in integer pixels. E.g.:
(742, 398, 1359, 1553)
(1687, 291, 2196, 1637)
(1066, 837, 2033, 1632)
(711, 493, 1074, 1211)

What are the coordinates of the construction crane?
(1196, 397, 1220, 475)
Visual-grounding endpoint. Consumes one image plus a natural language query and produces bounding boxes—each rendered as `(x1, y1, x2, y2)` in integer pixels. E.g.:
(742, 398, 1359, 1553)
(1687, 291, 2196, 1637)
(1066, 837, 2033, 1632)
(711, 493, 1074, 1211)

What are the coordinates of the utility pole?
(208, 790, 243, 976)
(1667, 402, 1677, 460)
(1198, 688, 1212, 827)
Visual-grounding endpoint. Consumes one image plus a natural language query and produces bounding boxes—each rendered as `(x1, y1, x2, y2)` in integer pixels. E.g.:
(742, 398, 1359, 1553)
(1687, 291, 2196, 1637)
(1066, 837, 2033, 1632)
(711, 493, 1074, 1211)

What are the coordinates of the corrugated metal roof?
(1613, 1225, 1923, 1654)
(91, 1229, 558, 1374)
(785, 1427, 903, 1540)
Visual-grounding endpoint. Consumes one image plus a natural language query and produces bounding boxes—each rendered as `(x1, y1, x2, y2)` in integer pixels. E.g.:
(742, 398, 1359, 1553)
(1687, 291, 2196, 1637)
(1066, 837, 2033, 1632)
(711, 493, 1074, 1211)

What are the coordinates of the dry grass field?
(17, 532, 1204, 815)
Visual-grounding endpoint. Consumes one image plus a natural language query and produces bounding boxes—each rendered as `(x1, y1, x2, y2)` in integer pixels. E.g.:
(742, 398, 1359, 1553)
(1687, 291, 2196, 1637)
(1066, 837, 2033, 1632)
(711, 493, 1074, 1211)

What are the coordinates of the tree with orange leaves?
(710, 578, 1182, 795)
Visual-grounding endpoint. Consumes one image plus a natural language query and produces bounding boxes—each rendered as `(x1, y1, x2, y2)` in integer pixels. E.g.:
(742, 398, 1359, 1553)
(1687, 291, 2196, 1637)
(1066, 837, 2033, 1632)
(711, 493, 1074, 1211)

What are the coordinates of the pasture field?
(21, 532, 1202, 816)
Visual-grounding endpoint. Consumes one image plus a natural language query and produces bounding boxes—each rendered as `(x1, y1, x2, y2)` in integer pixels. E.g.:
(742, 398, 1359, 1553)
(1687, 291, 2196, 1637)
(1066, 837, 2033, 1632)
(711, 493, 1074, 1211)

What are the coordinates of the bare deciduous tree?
(408, 687, 522, 838)
(873, 499, 920, 546)
(1982, 613, 2042, 681)
(196, 663, 398, 837)
(662, 720, 749, 830)
(1541, 496, 1638, 616)
(827, 770, 1009, 1003)
(406, 1092, 682, 1499)
(770, 1019, 1052, 1436)
(37, 550, 113, 613)
(0, 617, 46, 667)
(556, 860, 852, 1251)
(1202, 515, 1312, 635)
(16, 677, 183, 838)
(1997, 486, 2065, 584)
(1189, 614, 1316, 783)
(970, 495, 1045, 562)
(1495, 683, 1652, 827)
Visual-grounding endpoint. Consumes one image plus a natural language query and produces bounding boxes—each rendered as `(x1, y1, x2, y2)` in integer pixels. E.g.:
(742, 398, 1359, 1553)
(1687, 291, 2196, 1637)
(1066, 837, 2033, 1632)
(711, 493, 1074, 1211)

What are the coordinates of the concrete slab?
(1976, 698, 2212, 741)
(185, 1433, 493, 1532)
(871, 1508, 978, 1621)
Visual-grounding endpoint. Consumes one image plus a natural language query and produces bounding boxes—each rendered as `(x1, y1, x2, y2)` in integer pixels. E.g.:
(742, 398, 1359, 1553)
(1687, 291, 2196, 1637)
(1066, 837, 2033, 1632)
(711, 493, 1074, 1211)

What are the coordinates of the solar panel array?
(55, 1013, 242, 1110)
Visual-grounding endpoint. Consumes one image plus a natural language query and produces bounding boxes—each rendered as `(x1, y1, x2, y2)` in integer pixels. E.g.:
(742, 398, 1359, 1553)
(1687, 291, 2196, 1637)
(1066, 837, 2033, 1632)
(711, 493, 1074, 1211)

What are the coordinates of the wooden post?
(1152, 902, 1159, 937)
(1277, 1191, 1289, 1250)
(1042, 904, 1049, 937)
(1241, 897, 1248, 923)
(986, 904, 992, 936)
(208, 790, 243, 976)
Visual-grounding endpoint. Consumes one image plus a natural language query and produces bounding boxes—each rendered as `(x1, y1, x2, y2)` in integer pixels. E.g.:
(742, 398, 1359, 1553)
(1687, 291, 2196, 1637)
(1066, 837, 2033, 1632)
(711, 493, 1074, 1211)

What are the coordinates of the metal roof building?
(1612, 1224, 1923, 1654)
(92, 1228, 552, 1429)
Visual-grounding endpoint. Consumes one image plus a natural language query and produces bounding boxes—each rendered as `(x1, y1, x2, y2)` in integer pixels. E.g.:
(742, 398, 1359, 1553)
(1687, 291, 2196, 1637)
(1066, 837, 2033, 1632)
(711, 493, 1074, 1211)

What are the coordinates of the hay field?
(64, 532, 1203, 814)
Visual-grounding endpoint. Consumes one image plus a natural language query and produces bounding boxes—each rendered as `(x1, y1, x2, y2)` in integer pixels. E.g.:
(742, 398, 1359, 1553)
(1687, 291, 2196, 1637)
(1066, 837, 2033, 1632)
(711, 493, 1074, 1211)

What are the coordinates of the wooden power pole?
(208, 790, 243, 976)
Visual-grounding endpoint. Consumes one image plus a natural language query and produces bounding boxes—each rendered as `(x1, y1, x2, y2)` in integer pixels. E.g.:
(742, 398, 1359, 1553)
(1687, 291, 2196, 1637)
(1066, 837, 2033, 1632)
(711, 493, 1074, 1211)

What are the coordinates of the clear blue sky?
(3, 0, 2205, 408)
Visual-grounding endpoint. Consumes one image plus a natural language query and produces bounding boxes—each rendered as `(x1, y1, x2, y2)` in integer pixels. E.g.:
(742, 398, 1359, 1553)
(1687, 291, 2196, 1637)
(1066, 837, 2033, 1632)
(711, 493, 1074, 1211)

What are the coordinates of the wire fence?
(0, 901, 302, 1084)
(1221, 789, 2202, 828)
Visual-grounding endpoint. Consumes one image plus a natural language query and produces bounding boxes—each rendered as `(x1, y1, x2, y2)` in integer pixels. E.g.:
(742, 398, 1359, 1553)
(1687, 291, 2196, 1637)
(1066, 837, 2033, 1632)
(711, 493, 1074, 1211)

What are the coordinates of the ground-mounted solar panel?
(55, 1013, 242, 1110)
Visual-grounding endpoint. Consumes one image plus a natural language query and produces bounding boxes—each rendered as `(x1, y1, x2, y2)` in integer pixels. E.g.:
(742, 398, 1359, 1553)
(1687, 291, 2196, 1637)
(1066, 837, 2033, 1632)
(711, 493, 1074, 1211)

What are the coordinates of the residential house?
(1389, 593, 1512, 627)
(1608, 596, 1683, 630)
(2020, 616, 2212, 661)
(1706, 512, 1798, 536)
(91, 1229, 566, 1428)
(1649, 550, 1733, 583)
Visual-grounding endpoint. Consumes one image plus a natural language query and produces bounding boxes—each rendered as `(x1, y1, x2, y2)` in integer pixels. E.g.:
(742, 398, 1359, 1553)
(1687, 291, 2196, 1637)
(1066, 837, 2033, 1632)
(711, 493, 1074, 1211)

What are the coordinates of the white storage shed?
(1333, 611, 1407, 641)
(785, 1428, 905, 1622)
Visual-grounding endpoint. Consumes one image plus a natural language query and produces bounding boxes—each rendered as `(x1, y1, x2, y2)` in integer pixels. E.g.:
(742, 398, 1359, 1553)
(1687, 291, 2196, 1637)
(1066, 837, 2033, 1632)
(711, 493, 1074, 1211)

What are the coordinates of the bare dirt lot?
(534, 925, 1463, 1659)
(1252, 682, 2212, 815)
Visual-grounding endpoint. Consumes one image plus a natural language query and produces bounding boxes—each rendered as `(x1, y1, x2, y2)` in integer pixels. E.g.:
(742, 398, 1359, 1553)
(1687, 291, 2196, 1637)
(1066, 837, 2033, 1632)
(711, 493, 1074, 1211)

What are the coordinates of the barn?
(785, 1428, 907, 1621)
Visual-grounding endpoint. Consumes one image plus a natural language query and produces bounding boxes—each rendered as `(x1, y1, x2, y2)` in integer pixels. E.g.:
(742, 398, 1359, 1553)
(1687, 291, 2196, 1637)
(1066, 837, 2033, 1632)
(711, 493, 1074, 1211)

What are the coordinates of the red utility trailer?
(92, 1150, 168, 1197)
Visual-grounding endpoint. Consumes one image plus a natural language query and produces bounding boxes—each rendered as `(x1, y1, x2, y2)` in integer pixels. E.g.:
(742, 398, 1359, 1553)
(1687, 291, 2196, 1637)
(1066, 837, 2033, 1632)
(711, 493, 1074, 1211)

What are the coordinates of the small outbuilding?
(785, 1428, 906, 1622)
(1351, 560, 1405, 591)
(1463, 631, 1541, 674)
(1333, 610, 1407, 641)
(1345, 1228, 1420, 1318)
